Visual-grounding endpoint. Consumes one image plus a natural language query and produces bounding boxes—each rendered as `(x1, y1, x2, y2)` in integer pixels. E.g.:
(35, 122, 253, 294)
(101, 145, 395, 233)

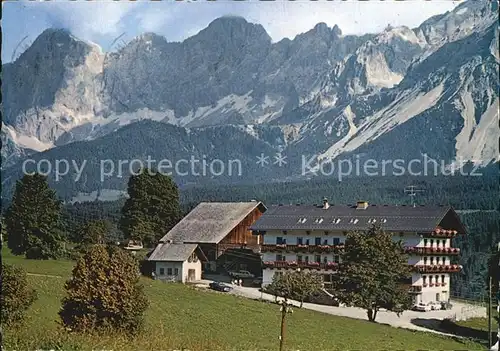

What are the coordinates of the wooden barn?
(148, 201, 266, 278)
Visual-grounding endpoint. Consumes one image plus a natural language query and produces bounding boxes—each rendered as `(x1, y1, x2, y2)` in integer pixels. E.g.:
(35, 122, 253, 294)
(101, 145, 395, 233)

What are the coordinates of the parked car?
(429, 302, 442, 310)
(229, 270, 255, 279)
(440, 301, 453, 310)
(413, 302, 432, 312)
(252, 277, 263, 286)
(209, 281, 233, 292)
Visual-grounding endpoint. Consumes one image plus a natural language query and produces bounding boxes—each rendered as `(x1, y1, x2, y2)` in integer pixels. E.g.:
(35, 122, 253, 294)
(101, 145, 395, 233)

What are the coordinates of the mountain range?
(2, 0, 499, 201)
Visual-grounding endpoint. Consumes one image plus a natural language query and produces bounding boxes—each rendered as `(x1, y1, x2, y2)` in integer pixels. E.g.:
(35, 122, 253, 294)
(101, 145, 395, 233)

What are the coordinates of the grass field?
(2, 247, 485, 351)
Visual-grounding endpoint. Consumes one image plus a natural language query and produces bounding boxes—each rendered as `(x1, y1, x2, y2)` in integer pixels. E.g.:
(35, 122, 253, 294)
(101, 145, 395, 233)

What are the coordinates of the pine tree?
(119, 169, 181, 247)
(59, 245, 148, 333)
(5, 174, 64, 259)
(332, 225, 412, 322)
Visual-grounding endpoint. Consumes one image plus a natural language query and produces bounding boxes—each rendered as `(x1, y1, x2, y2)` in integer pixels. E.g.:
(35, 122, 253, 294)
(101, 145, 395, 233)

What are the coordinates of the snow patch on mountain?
(319, 83, 445, 161)
(2, 123, 54, 152)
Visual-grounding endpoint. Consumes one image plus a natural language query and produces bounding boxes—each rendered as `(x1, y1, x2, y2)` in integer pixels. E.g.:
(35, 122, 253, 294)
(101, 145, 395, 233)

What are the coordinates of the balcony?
(405, 247, 460, 255)
(413, 264, 462, 273)
(262, 260, 339, 270)
(423, 228, 459, 238)
(260, 244, 345, 253)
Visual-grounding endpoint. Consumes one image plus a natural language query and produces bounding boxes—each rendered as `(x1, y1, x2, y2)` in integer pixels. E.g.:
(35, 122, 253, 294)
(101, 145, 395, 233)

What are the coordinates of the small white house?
(148, 241, 205, 283)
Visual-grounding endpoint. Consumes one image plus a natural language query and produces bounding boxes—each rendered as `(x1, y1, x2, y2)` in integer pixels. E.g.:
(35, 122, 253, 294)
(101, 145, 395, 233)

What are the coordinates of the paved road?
(196, 279, 486, 336)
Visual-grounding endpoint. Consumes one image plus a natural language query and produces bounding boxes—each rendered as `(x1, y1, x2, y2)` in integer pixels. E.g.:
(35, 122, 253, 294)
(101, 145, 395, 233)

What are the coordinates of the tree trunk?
(367, 308, 377, 322)
(279, 303, 287, 351)
(300, 300, 303, 308)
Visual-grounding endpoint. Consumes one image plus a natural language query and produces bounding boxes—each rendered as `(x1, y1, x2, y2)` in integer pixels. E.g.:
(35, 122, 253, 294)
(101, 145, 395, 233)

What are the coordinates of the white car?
(229, 270, 255, 279)
(413, 303, 432, 312)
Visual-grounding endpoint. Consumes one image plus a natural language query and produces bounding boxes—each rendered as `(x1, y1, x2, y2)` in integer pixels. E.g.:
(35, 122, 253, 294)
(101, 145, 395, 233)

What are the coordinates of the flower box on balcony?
(429, 283, 435, 287)
(435, 283, 441, 287)
(276, 244, 287, 249)
(288, 261, 298, 266)
(297, 244, 309, 249)
(423, 283, 428, 287)
(309, 262, 320, 267)
(263, 261, 275, 266)
(442, 282, 447, 286)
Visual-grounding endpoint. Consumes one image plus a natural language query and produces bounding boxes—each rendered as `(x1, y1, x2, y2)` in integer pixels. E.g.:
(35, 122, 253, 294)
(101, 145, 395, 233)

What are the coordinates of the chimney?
(322, 197, 330, 209)
(356, 201, 368, 210)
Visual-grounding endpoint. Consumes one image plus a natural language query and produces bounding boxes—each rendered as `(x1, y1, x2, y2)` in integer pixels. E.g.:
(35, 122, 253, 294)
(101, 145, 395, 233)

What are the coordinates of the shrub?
(59, 245, 148, 334)
(0, 264, 37, 326)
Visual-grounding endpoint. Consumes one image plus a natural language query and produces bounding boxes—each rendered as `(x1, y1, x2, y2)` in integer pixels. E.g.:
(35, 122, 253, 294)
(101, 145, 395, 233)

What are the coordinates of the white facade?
(260, 229, 459, 305)
(154, 252, 202, 283)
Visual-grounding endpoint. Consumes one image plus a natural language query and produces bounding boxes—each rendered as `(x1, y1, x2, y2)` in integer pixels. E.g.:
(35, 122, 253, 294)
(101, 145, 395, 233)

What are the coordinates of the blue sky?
(2, 0, 461, 63)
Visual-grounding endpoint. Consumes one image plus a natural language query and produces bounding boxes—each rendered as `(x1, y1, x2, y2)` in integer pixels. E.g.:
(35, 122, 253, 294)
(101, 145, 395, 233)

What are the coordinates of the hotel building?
(250, 199, 465, 305)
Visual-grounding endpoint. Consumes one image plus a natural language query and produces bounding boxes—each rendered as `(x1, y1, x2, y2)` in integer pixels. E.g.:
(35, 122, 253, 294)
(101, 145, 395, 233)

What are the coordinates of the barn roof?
(147, 243, 198, 262)
(250, 203, 465, 233)
(159, 201, 266, 244)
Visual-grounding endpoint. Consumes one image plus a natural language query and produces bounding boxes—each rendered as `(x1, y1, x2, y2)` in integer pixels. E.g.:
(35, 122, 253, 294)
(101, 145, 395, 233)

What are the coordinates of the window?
(174, 268, 179, 276)
(297, 255, 303, 262)
(276, 237, 284, 244)
(305, 256, 309, 263)
(276, 254, 285, 261)
(424, 257, 428, 265)
(323, 256, 328, 264)
(424, 239, 428, 247)
(314, 218, 324, 224)
(159, 268, 165, 275)
(323, 239, 328, 245)
(297, 237, 303, 245)
(315, 237, 321, 245)
(436, 257, 440, 265)
(430, 257, 434, 265)
(423, 276, 427, 285)
(167, 268, 173, 275)
(430, 239, 434, 247)
(441, 275, 445, 284)
(315, 255, 321, 263)
(334, 255, 340, 263)
(275, 271, 283, 278)
(333, 238, 340, 245)
(305, 239, 310, 245)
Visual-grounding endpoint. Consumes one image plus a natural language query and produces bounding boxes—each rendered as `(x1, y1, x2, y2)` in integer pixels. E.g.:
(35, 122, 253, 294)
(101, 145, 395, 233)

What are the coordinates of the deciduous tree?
(119, 169, 181, 247)
(59, 245, 148, 333)
(265, 271, 322, 351)
(78, 220, 112, 245)
(5, 174, 64, 259)
(332, 225, 412, 322)
(1, 264, 37, 326)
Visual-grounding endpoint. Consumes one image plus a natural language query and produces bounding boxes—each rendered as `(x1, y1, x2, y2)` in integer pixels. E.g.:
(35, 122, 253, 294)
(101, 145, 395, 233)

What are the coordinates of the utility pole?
(490, 276, 493, 349)
(490, 242, 500, 351)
